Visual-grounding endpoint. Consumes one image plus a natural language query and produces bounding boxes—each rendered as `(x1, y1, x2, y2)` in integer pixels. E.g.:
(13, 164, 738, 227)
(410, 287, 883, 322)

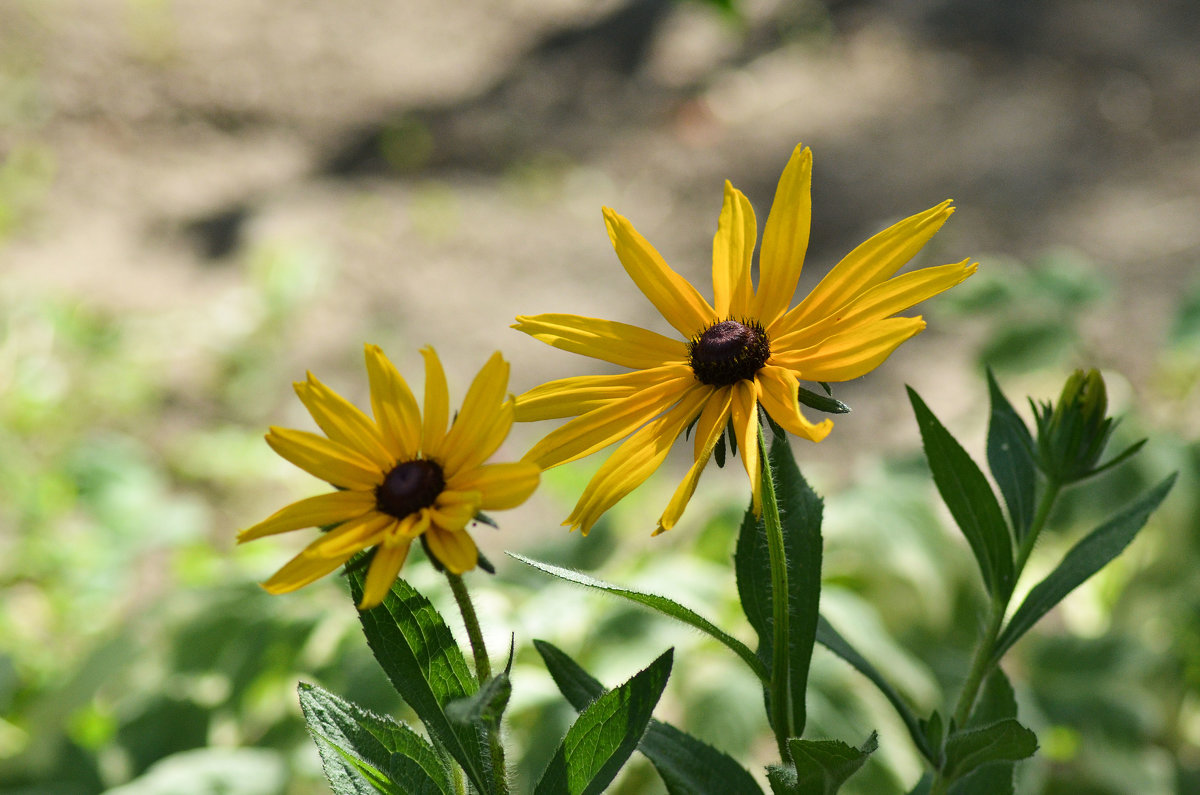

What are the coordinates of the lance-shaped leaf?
(534, 640, 762, 795)
(815, 617, 934, 763)
(534, 648, 673, 795)
(510, 553, 766, 681)
(771, 732, 878, 795)
(734, 429, 823, 739)
(949, 668, 1020, 795)
(908, 387, 1014, 598)
(298, 682, 453, 795)
(941, 719, 1037, 783)
(349, 571, 491, 793)
(446, 673, 511, 729)
(985, 370, 1036, 541)
(991, 473, 1176, 663)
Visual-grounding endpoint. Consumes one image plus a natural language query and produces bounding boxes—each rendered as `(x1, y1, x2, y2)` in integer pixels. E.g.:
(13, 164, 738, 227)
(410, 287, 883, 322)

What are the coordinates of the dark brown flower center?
(688, 318, 770, 386)
(375, 459, 445, 519)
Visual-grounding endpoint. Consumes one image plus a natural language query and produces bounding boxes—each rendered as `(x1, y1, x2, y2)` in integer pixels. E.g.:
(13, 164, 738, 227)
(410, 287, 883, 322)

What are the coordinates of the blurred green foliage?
(0, 241, 1196, 794)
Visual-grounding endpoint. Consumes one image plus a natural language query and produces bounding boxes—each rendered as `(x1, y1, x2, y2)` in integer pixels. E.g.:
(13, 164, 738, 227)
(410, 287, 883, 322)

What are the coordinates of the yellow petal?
(655, 388, 733, 535)
(294, 373, 393, 471)
(424, 526, 478, 574)
(261, 548, 355, 595)
(773, 259, 976, 352)
(430, 495, 480, 534)
(730, 379, 761, 515)
(512, 314, 689, 370)
(442, 352, 511, 475)
(522, 370, 700, 470)
(306, 511, 396, 558)
(772, 200, 954, 337)
(603, 207, 716, 336)
(364, 344, 422, 461)
(712, 181, 756, 319)
(358, 541, 411, 610)
(565, 384, 710, 535)
(237, 490, 377, 543)
(450, 462, 541, 510)
(773, 316, 926, 382)
(266, 427, 383, 489)
(514, 365, 692, 422)
(420, 346, 450, 457)
(756, 366, 833, 443)
(755, 144, 812, 325)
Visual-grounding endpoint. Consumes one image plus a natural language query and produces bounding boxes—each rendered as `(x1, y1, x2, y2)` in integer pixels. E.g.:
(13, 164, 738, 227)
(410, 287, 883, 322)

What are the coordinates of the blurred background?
(1, 0, 1198, 792)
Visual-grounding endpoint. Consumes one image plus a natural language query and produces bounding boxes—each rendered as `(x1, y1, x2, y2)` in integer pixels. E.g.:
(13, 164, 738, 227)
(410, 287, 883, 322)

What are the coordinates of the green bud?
(1032, 369, 1142, 484)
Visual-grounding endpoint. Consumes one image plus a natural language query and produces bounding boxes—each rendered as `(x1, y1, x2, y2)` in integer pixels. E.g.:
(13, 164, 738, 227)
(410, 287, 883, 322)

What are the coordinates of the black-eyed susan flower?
(514, 143, 975, 536)
(239, 345, 540, 609)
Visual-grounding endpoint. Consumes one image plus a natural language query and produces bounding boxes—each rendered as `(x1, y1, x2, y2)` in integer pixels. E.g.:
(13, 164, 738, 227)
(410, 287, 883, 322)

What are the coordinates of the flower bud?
(1032, 369, 1141, 483)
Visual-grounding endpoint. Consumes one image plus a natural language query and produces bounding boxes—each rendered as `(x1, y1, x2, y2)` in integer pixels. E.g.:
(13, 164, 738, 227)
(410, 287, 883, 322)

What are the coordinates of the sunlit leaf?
(534, 640, 762, 795)
(991, 474, 1176, 663)
(534, 648, 673, 795)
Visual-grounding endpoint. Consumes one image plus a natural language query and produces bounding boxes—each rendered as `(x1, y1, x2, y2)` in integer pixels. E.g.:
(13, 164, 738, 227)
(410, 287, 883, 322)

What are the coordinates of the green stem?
(446, 572, 507, 795)
(758, 423, 793, 761)
(931, 478, 1062, 794)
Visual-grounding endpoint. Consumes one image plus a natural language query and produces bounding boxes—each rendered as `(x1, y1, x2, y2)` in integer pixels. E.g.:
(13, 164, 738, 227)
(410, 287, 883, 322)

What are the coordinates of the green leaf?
(734, 430, 823, 738)
(534, 648, 673, 795)
(534, 640, 762, 795)
(788, 732, 879, 794)
(991, 473, 1177, 663)
(949, 669, 1019, 795)
(908, 387, 1014, 598)
(815, 617, 934, 763)
(985, 370, 1036, 540)
(941, 719, 1037, 783)
(510, 553, 766, 681)
(349, 571, 491, 794)
(446, 673, 511, 728)
(796, 385, 851, 415)
(298, 682, 452, 795)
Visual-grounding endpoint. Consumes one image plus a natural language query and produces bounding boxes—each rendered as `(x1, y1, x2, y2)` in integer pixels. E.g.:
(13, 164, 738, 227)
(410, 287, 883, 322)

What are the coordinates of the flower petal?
(512, 314, 688, 370)
(261, 548, 355, 595)
(266, 427, 383, 489)
(359, 541, 411, 609)
(655, 387, 733, 535)
(450, 462, 541, 510)
(603, 207, 716, 336)
(755, 143, 812, 325)
(772, 200, 954, 337)
(294, 373, 393, 470)
(712, 181, 757, 319)
(565, 384, 710, 535)
(364, 344, 422, 461)
(442, 352, 511, 475)
(424, 526, 478, 574)
(431, 495, 480, 533)
(306, 511, 396, 558)
(420, 346, 450, 458)
(773, 259, 976, 352)
(522, 370, 702, 470)
(730, 379, 761, 514)
(756, 366, 833, 443)
(773, 316, 926, 382)
(237, 490, 378, 543)
(514, 365, 692, 422)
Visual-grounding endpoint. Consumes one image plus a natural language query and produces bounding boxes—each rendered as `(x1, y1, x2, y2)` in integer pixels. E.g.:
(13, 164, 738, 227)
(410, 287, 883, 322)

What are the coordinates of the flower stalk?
(758, 423, 793, 761)
(447, 572, 508, 795)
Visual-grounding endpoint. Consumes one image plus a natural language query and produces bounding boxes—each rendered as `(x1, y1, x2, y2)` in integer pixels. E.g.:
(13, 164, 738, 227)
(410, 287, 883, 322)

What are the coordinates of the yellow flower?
(514, 143, 975, 536)
(239, 345, 540, 609)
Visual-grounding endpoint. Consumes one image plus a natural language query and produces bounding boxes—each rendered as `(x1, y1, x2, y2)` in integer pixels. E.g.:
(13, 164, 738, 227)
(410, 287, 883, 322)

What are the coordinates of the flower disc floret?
(377, 459, 445, 519)
(689, 318, 770, 386)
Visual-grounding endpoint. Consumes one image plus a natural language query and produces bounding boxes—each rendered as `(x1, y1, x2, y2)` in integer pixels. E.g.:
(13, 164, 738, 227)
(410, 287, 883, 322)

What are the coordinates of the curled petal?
(442, 352, 510, 475)
(712, 181, 756, 319)
(515, 366, 687, 422)
(237, 490, 377, 543)
(773, 316, 927, 382)
(756, 366, 833, 443)
(656, 387, 733, 535)
(364, 344, 422, 461)
(755, 144, 813, 325)
(730, 379, 761, 515)
(420, 346, 450, 457)
(266, 427, 382, 489)
(424, 526, 478, 574)
(359, 540, 411, 610)
(450, 462, 541, 511)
